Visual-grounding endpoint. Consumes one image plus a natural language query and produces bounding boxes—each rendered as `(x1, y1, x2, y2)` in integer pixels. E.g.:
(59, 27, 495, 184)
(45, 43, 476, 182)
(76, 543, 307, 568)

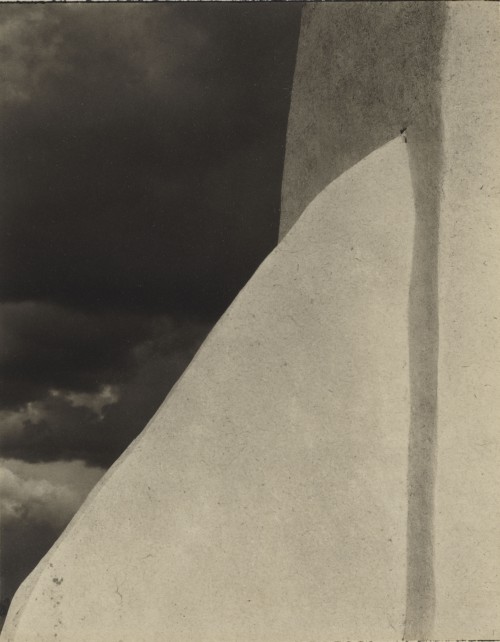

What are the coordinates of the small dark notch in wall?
(279, 3, 448, 636)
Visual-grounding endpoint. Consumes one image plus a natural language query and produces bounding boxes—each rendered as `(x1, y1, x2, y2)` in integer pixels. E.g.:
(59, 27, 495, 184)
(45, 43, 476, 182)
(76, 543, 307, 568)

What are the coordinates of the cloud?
(0, 302, 154, 409)
(1, 314, 210, 466)
(0, 7, 301, 621)
(1, 4, 301, 315)
(1, 464, 79, 529)
(0, 459, 105, 603)
(0, 2, 301, 451)
(0, 7, 67, 107)
(50, 385, 119, 419)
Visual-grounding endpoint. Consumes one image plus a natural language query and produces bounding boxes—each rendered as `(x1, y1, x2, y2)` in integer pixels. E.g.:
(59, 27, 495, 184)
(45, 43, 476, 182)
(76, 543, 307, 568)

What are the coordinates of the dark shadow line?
(404, 6, 447, 636)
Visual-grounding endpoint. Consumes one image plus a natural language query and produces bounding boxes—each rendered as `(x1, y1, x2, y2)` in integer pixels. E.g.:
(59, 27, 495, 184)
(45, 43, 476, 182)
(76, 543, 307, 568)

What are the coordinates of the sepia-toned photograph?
(0, 2, 498, 640)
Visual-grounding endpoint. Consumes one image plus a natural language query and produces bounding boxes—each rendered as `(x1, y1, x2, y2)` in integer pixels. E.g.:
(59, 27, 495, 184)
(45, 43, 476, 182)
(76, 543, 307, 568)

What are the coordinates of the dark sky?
(0, 3, 301, 615)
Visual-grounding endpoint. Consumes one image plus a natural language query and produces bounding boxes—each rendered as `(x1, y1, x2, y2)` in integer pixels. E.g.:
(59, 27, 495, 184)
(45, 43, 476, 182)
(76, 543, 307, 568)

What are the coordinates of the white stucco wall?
(3, 139, 414, 641)
(3, 3, 498, 640)
(434, 4, 500, 639)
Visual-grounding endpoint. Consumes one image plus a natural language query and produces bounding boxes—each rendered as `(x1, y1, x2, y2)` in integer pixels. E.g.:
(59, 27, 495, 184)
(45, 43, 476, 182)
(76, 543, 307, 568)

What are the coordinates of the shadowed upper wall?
(280, 1, 446, 239)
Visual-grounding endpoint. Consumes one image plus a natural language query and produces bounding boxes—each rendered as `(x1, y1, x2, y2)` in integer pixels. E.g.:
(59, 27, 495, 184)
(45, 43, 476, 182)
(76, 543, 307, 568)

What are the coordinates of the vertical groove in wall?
(404, 31, 446, 637)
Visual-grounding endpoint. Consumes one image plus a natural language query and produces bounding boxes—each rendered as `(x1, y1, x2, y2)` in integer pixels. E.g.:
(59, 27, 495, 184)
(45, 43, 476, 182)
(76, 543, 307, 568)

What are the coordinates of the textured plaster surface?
(3, 2, 499, 640)
(3, 139, 414, 641)
(279, 1, 446, 240)
(433, 3, 500, 639)
(279, 2, 499, 638)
